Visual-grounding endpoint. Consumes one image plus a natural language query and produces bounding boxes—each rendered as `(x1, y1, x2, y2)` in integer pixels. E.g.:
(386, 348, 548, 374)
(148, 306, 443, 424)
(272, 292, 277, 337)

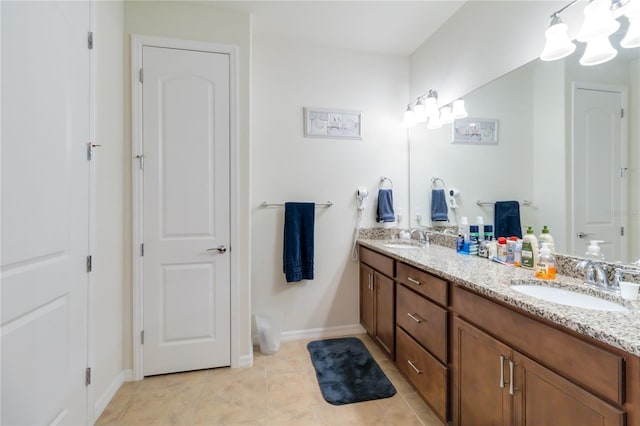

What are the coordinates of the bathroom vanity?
(358, 240, 640, 425)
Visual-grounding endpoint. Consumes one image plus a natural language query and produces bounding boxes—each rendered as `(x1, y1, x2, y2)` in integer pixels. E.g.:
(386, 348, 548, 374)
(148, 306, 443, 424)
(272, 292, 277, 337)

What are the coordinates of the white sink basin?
(510, 285, 629, 312)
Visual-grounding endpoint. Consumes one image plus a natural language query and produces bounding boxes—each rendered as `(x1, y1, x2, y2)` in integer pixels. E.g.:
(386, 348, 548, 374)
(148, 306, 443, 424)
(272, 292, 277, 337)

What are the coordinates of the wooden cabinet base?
(396, 326, 447, 422)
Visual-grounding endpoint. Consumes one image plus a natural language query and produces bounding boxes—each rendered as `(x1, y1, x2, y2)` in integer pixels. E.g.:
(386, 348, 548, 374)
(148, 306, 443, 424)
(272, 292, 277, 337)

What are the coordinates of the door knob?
(577, 232, 595, 239)
(206, 246, 227, 254)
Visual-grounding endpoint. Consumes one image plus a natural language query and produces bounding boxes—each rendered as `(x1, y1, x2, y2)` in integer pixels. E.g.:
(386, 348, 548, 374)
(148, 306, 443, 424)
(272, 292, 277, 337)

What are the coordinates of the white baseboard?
(235, 353, 253, 368)
(252, 323, 366, 345)
(93, 369, 133, 422)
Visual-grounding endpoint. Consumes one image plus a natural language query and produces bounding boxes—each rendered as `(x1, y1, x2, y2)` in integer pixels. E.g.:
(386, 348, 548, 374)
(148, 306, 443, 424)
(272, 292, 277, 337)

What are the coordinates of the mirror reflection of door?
(571, 83, 627, 262)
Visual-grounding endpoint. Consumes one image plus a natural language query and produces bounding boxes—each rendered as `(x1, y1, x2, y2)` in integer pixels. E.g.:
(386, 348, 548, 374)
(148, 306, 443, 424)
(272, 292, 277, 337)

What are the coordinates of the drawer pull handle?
(499, 355, 505, 389)
(407, 360, 423, 374)
(407, 312, 423, 323)
(407, 277, 422, 286)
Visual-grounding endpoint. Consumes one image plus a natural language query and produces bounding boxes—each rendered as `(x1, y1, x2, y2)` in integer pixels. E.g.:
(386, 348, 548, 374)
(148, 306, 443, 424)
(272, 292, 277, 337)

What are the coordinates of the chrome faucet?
(410, 228, 428, 246)
(577, 260, 611, 291)
(613, 268, 640, 292)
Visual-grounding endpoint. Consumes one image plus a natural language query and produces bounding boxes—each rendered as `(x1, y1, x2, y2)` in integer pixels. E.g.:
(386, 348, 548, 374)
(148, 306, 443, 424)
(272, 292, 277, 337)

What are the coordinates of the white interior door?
(572, 86, 626, 261)
(142, 46, 231, 376)
(1, 1, 90, 424)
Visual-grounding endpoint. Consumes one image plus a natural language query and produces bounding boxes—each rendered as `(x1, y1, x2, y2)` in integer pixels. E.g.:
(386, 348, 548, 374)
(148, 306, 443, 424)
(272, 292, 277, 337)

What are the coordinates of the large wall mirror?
(409, 23, 640, 264)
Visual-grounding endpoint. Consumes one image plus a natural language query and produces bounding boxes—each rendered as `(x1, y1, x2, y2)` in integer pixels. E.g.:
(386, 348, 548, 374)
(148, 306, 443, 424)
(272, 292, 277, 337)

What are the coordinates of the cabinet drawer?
(396, 284, 447, 363)
(359, 246, 394, 278)
(396, 327, 447, 421)
(452, 285, 625, 405)
(396, 262, 448, 306)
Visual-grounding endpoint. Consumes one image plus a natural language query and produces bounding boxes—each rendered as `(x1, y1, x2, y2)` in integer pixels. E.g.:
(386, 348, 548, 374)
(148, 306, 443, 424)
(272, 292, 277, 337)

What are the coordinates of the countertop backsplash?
(358, 227, 640, 284)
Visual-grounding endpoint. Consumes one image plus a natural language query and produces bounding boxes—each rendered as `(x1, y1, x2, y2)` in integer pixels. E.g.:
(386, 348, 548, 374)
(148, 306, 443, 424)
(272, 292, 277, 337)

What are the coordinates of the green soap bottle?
(521, 226, 539, 269)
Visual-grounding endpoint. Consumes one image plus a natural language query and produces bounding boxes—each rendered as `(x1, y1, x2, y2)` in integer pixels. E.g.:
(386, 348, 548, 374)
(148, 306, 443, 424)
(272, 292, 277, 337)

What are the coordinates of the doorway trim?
(131, 34, 240, 380)
(570, 81, 628, 261)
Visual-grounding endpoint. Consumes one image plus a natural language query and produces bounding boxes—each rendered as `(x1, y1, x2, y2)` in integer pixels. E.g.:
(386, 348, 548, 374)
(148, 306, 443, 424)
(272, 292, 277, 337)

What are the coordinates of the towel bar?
(476, 200, 533, 206)
(262, 201, 333, 208)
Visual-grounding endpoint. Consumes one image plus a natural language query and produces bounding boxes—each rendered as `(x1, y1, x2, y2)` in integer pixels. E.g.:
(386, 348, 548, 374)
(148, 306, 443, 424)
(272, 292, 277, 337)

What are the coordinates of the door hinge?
(85, 367, 92, 386)
(139, 68, 143, 83)
(141, 330, 145, 344)
(88, 32, 94, 50)
(135, 155, 144, 170)
(86, 255, 92, 273)
(141, 243, 144, 257)
(621, 226, 625, 236)
(621, 108, 624, 118)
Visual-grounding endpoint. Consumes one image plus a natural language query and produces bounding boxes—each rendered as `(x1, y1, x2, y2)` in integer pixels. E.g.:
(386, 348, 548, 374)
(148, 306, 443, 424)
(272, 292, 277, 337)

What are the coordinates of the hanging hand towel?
(376, 189, 395, 223)
(283, 202, 315, 283)
(431, 189, 448, 222)
(494, 201, 522, 238)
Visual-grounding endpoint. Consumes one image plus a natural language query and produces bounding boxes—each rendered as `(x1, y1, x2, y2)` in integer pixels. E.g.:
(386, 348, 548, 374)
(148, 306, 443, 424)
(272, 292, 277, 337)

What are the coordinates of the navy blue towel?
(283, 202, 315, 283)
(431, 189, 448, 222)
(494, 201, 522, 238)
(376, 189, 395, 223)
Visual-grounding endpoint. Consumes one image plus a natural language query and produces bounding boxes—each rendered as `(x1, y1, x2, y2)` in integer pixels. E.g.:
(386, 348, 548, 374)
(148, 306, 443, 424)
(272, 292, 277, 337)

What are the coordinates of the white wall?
(251, 37, 409, 336)
(630, 59, 640, 262)
(94, 0, 125, 416)
(409, 1, 583, 106)
(123, 1, 252, 367)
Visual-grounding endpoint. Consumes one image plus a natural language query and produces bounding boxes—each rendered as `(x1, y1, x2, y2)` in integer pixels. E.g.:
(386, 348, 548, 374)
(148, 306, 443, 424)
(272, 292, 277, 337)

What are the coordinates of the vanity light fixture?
(439, 106, 454, 125)
(451, 99, 468, 119)
(427, 110, 442, 129)
(540, 13, 577, 61)
(414, 97, 428, 123)
(403, 104, 416, 128)
(539, 0, 638, 66)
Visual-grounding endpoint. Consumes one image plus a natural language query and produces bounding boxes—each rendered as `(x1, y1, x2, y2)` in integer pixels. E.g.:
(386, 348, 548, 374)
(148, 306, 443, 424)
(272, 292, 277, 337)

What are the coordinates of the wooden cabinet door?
(452, 317, 512, 426)
(359, 264, 375, 336)
(513, 352, 625, 426)
(374, 272, 394, 358)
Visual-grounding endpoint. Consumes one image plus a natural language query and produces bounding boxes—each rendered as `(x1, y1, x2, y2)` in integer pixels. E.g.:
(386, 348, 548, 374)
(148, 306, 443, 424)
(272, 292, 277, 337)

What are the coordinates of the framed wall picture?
(452, 118, 498, 144)
(304, 107, 362, 139)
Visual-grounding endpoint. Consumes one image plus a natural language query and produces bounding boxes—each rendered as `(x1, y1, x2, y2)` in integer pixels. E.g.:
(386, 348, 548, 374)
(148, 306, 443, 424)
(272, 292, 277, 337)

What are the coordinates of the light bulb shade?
(540, 21, 576, 61)
(452, 99, 468, 119)
(439, 106, 454, 125)
(424, 95, 438, 117)
(414, 99, 428, 123)
(621, 17, 640, 47)
(427, 111, 442, 129)
(577, 0, 620, 42)
(580, 36, 618, 65)
(403, 107, 416, 128)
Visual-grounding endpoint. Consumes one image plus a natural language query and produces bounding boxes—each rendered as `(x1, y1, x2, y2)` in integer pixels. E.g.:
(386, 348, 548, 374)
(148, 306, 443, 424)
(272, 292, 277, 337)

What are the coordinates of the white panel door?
(572, 87, 625, 261)
(1, 1, 90, 424)
(142, 46, 231, 376)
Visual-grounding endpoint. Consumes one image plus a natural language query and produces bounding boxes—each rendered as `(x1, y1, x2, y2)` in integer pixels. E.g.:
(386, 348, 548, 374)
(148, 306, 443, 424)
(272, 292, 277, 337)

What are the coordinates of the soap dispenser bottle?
(535, 242, 557, 280)
(538, 225, 555, 252)
(585, 240, 606, 261)
(521, 226, 539, 269)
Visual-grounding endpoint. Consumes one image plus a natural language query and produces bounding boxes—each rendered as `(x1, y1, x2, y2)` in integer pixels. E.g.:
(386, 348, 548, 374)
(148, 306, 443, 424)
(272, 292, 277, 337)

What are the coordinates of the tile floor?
(96, 334, 444, 425)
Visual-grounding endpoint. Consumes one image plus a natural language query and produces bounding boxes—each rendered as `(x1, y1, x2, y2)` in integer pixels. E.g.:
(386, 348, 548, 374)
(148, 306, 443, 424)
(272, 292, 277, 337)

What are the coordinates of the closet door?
(1, 1, 91, 424)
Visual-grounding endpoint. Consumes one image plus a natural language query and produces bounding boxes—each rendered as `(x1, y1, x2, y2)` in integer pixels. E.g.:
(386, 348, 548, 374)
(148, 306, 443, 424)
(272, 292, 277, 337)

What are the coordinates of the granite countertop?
(358, 239, 640, 357)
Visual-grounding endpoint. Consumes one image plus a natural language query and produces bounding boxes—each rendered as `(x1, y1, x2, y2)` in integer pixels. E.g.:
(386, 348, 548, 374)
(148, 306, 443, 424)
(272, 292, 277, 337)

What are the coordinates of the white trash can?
(255, 313, 282, 355)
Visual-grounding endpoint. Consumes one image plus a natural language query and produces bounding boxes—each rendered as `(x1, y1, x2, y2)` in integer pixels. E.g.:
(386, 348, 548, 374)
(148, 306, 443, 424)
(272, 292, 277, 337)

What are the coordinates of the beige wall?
(122, 1, 252, 368)
(251, 37, 410, 337)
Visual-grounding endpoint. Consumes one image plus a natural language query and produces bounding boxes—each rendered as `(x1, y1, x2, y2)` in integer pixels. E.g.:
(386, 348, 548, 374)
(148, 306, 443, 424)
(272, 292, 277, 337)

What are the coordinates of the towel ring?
(431, 177, 446, 189)
(379, 177, 393, 189)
